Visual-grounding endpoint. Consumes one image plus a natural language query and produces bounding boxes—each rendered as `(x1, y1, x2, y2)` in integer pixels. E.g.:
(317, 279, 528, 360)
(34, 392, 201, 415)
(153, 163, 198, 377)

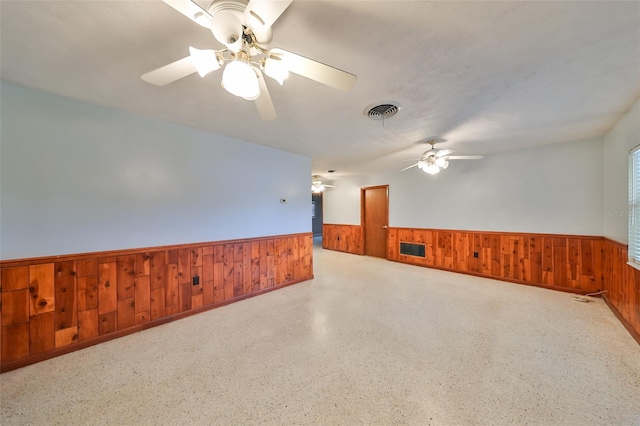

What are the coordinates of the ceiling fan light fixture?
(426, 164, 440, 175)
(189, 46, 220, 77)
(435, 157, 448, 168)
(263, 57, 289, 85)
(312, 183, 325, 193)
(222, 59, 260, 100)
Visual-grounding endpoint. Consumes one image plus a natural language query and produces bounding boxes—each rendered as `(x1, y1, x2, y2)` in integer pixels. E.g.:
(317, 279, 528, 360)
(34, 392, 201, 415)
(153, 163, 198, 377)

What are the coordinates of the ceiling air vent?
(365, 102, 401, 121)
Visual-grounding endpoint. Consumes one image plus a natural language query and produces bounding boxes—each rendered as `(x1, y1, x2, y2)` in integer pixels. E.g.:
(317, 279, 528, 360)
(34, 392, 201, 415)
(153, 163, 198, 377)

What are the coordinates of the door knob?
(382, 225, 388, 229)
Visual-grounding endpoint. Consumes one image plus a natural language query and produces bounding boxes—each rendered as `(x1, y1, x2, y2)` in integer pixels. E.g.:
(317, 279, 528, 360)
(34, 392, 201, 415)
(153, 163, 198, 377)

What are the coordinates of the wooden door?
(362, 185, 389, 258)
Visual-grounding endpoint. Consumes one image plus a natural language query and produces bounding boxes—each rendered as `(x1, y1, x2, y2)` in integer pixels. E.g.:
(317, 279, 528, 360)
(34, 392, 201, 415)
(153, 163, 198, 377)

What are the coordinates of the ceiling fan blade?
(141, 56, 197, 86)
(244, 0, 293, 31)
(254, 68, 277, 120)
(162, 0, 213, 28)
(447, 155, 484, 160)
(435, 149, 454, 158)
(323, 184, 336, 188)
(400, 163, 419, 172)
(269, 48, 357, 91)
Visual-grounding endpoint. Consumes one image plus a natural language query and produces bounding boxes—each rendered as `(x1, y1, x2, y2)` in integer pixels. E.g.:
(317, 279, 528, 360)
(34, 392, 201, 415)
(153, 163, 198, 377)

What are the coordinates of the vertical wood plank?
(98, 262, 117, 315)
(77, 275, 98, 312)
(117, 298, 135, 330)
(214, 245, 224, 264)
(223, 244, 235, 300)
(177, 249, 191, 287)
(98, 312, 117, 335)
(134, 276, 151, 314)
(135, 311, 150, 325)
(117, 256, 135, 300)
(166, 249, 178, 265)
(202, 254, 215, 305)
(234, 260, 243, 297)
(29, 263, 55, 316)
(191, 247, 202, 267)
(54, 326, 78, 348)
(29, 312, 55, 354)
(2, 290, 30, 326)
(243, 242, 252, 295)
(149, 251, 165, 290)
(251, 241, 260, 292)
(191, 265, 203, 309)
(2, 266, 29, 292)
(267, 239, 275, 287)
(530, 237, 542, 283)
(135, 253, 151, 278)
(2, 323, 30, 362)
(259, 240, 268, 290)
(213, 262, 225, 303)
(553, 238, 568, 288)
(165, 263, 179, 307)
(76, 259, 97, 278)
(77, 309, 99, 342)
(542, 238, 554, 286)
(150, 288, 166, 320)
(54, 261, 77, 331)
(180, 283, 192, 312)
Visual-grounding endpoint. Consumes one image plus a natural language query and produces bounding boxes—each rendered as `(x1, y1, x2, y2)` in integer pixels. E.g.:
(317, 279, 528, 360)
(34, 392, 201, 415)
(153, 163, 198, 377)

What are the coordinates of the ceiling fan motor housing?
(208, 0, 273, 47)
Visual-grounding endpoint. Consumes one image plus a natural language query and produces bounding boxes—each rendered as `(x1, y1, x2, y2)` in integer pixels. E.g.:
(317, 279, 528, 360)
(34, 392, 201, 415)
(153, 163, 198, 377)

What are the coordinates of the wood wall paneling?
(603, 239, 639, 338)
(387, 228, 603, 295)
(0, 233, 313, 372)
(322, 224, 364, 255)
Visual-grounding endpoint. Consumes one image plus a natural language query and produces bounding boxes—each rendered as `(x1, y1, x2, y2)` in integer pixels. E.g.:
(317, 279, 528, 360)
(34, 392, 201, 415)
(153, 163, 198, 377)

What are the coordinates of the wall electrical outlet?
(192, 275, 200, 285)
(473, 252, 479, 258)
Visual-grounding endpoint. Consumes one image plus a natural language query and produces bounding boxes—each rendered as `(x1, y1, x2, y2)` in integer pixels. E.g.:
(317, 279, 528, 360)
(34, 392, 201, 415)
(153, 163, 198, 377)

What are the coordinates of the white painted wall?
(603, 99, 640, 244)
(324, 137, 604, 236)
(0, 82, 311, 260)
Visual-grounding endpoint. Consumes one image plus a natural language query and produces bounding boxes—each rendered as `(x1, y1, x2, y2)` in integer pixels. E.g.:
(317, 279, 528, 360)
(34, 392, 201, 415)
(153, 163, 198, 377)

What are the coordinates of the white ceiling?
(1, 1, 638, 178)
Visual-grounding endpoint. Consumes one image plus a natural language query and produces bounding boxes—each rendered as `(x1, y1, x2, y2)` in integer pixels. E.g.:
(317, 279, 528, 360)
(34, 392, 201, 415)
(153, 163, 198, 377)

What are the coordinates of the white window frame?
(628, 145, 640, 268)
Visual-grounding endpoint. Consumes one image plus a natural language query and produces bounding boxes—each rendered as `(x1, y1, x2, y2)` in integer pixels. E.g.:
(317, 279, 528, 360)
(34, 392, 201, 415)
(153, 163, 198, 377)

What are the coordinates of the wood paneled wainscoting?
(388, 228, 603, 294)
(602, 238, 640, 340)
(0, 233, 313, 372)
(322, 224, 363, 255)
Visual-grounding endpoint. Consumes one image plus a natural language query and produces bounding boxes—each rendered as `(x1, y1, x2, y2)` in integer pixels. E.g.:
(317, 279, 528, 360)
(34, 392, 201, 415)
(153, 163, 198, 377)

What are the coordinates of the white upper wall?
(0, 82, 311, 260)
(324, 137, 604, 236)
(603, 99, 640, 244)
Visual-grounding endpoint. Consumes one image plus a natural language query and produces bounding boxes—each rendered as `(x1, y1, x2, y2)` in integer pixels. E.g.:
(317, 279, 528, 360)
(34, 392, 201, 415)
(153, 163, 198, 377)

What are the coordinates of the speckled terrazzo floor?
(2, 245, 640, 425)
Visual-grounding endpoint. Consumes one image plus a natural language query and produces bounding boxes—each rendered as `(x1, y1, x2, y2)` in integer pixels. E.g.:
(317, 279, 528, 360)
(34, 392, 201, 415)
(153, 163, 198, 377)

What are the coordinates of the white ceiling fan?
(141, 0, 357, 120)
(400, 139, 484, 175)
(311, 175, 335, 193)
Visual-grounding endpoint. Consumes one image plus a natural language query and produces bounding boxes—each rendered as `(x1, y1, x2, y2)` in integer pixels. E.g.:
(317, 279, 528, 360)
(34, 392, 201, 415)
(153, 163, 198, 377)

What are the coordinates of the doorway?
(361, 185, 389, 258)
(312, 194, 323, 246)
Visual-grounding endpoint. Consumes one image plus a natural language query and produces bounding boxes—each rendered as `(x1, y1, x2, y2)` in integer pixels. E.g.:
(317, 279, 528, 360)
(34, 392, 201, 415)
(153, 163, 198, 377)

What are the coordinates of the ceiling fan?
(312, 175, 335, 194)
(141, 0, 357, 120)
(400, 139, 484, 175)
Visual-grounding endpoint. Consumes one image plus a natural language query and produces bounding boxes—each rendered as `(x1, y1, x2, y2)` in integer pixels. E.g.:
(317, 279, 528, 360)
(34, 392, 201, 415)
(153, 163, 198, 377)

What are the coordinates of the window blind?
(629, 146, 640, 264)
